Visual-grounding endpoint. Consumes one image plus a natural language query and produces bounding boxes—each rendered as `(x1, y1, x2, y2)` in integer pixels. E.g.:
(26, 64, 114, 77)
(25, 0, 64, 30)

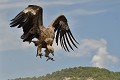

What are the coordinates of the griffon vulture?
(10, 5, 79, 61)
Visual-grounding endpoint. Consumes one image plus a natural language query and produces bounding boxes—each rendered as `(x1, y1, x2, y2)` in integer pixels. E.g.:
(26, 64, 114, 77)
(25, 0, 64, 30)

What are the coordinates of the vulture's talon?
(51, 58, 55, 61)
(36, 53, 43, 58)
(39, 54, 43, 58)
(46, 56, 54, 61)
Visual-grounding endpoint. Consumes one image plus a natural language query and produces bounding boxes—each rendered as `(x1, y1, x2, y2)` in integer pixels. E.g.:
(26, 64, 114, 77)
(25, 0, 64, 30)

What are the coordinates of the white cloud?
(91, 47, 118, 68)
(66, 39, 119, 68)
(67, 39, 106, 57)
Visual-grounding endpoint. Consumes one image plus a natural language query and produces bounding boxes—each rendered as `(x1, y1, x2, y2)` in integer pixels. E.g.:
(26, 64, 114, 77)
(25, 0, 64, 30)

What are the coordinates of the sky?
(0, 0, 120, 80)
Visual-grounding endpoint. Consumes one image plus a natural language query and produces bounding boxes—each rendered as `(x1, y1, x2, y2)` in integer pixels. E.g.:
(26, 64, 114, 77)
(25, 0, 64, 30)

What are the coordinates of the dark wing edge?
(51, 15, 79, 52)
(10, 5, 42, 42)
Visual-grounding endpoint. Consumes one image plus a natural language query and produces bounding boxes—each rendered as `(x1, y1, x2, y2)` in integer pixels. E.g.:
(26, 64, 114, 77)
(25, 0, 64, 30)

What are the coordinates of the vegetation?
(12, 67, 120, 80)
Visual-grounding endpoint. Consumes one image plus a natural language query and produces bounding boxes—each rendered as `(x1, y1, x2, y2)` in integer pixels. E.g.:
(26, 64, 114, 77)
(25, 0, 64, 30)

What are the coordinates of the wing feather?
(68, 30, 79, 44)
(64, 33, 74, 51)
(60, 35, 66, 51)
(63, 35, 70, 52)
(10, 5, 42, 42)
(67, 31, 78, 48)
(51, 15, 79, 52)
(56, 25, 60, 45)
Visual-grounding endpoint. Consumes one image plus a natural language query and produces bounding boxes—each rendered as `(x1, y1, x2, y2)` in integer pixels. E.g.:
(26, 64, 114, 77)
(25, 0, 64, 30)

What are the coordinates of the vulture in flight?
(10, 5, 79, 61)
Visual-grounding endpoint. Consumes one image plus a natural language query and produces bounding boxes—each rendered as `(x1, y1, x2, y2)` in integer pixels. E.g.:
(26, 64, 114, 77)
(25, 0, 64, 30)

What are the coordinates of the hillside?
(14, 67, 120, 80)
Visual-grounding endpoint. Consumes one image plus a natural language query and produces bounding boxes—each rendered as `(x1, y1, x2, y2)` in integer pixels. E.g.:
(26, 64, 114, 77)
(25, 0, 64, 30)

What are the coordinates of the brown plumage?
(10, 5, 79, 61)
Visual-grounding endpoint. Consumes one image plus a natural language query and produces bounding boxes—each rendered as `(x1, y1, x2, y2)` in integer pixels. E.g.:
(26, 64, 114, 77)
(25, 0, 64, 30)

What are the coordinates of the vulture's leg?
(45, 49, 54, 61)
(44, 38, 55, 61)
(45, 38, 54, 56)
(36, 44, 43, 58)
(46, 45, 54, 56)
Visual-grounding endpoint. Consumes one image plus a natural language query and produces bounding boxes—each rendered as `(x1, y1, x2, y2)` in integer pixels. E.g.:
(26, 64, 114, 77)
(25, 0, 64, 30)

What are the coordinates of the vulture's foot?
(44, 48, 54, 61)
(36, 53, 43, 58)
(46, 56, 55, 61)
(51, 52, 54, 56)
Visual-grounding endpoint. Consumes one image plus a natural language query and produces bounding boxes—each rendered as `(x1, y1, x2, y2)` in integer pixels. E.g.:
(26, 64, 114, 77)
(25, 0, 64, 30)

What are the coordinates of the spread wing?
(51, 15, 79, 52)
(10, 5, 43, 42)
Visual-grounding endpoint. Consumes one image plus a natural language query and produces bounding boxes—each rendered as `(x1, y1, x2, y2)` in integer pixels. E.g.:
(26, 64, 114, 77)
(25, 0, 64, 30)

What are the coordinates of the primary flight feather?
(10, 5, 79, 61)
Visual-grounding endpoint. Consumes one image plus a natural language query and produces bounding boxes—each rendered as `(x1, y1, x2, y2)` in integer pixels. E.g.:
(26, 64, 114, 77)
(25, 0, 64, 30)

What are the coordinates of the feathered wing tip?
(10, 5, 43, 42)
(51, 15, 79, 52)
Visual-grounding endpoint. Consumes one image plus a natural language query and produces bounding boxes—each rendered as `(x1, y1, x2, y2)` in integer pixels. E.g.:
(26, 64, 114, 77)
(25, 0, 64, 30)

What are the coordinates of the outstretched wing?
(51, 15, 79, 52)
(10, 5, 43, 42)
